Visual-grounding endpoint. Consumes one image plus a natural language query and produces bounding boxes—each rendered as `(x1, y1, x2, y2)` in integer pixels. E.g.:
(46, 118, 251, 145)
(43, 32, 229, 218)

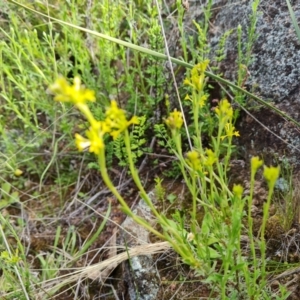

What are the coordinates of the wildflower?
(263, 166, 280, 189)
(49, 76, 95, 105)
(215, 99, 233, 121)
(184, 94, 192, 101)
(220, 122, 240, 140)
(204, 149, 217, 166)
(198, 94, 208, 108)
(233, 184, 244, 199)
(75, 121, 109, 154)
(251, 156, 263, 175)
(186, 150, 201, 171)
(105, 100, 139, 139)
(75, 134, 91, 152)
(165, 109, 183, 130)
(0, 250, 20, 264)
(184, 60, 209, 91)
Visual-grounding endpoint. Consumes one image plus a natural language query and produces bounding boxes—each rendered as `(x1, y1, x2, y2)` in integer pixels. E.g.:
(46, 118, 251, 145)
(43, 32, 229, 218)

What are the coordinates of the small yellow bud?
(14, 169, 23, 177)
(263, 166, 280, 189)
(215, 99, 233, 121)
(233, 184, 244, 199)
(198, 94, 208, 108)
(251, 156, 264, 175)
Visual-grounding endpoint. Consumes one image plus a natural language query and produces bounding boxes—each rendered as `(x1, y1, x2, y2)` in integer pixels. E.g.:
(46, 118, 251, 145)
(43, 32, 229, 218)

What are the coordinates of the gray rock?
(183, 0, 300, 169)
(183, 0, 300, 103)
(119, 193, 160, 300)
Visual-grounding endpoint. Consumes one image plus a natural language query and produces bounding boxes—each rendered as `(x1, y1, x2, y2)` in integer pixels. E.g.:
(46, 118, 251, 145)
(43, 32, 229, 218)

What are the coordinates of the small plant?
(273, 159, 295, 232)
(0, 213, 31, 300)
(235, 0, 261, 107)
(0, 181, 20, 209)
(49, 60, 287, 298)
(114, 115, 149, 167)
(3, 0, 299, 298)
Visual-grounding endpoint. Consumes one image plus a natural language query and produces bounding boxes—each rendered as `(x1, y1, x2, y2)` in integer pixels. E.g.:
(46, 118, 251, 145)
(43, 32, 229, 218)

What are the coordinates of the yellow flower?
(184, 60, 210, 92)
(215, 99, 233, 121)
(165, 109, 183, 130)
(251, 156, 263, 175)
(196, 60, 210, 73)
(198, 94, 208, 108)
(183, 78, 192, 87)
(263, 166, 280, 189)
(75, 121, 109, 154)
(105, 100, 139, 139)
(186, 150, 201, 171)
(220, 122, 240, 140)
(0, 250, 20, 264)
(233, 184, 244, 199)
(184, 94, 192, 101)
(75, 134, 91, 152)
(86, 129, 105, 154)
(204, 149, 217, 166)
(49, 76, 95, 105)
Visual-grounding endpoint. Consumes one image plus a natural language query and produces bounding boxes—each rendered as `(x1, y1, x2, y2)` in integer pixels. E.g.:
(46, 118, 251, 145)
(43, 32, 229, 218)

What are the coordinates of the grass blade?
(286, 0, 300, 42)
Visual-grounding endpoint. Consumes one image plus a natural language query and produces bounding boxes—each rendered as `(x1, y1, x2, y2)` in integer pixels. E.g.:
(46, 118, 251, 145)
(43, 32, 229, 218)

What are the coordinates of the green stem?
(98, 146, 165, 240)
(123, 130, 162, 219)
(247, 168, 259, 296)
(259, 183, 275, 290)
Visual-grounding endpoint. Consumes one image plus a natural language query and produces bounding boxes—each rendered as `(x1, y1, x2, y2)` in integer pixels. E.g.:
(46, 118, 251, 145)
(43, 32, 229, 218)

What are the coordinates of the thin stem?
(98, 146, 165, 240)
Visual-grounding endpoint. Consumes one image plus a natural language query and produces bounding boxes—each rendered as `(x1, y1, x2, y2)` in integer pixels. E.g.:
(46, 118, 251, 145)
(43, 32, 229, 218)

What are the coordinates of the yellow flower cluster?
(216, 99, 240, 140)
(165, 109, 183, 130)
(49, 77, 139, 154)
(264, 165, 280, 189)
(184, 60, 210, 108)
(50, 77, 95, 105)
(204, 149, 217, 166)
(183, 60, 209, 92)
(105, 100, 139, 140)
(221, 122, 240, 140)
(215, 99, 233, 121)
(185, 149, 217, 172)
(251, 156, 280, 188)
(186, 150, 202, 171)
(233, 184, 244, 199)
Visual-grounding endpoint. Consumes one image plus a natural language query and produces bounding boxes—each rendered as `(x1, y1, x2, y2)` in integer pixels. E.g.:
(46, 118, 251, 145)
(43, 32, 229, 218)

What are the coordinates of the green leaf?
(167, 194, 176, 203)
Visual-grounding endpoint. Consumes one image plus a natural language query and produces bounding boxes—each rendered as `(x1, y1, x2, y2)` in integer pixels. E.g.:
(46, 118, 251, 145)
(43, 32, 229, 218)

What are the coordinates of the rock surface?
(118, 193, 160, 300)
(183, 0, 300, 170)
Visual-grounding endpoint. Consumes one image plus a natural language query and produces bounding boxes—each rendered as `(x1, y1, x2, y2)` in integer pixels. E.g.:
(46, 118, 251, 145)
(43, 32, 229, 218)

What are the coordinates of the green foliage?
(0, 182, 20, 209)
(154, 177, 165, 200)
(1, 0, 297, 298)
(273, 158, 295, 232)
(154, 123, 175, 151)
(114, 115, 149, 167)
(235, 0, 261, 107)
(214, 29, 234, 64)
